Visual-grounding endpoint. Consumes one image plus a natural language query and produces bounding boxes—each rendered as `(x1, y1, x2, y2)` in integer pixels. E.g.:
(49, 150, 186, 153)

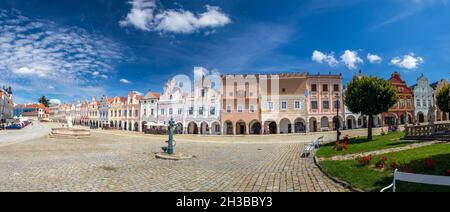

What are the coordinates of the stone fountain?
(50, 116, 91, 138)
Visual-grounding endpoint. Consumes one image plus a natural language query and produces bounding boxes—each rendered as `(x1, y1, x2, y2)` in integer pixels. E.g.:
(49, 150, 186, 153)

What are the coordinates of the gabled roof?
(145, 91, 161, 99)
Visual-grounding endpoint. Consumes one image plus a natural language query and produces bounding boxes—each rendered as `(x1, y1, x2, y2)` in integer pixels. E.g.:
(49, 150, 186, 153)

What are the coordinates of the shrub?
(357, 155, 372, 166)
(375, 156, 388, 169)
(424, 159, 436, 170)
(403, 165, 413, 173)
(390, 161, 398, 170)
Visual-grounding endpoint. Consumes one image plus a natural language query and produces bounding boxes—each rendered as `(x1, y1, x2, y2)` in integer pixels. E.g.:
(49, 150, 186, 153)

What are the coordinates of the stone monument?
(428, 106, 436, 135)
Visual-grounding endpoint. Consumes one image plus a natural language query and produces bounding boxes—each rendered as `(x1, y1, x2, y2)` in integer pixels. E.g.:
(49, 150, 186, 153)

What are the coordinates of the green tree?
(38, 96, 50, 107)
(345, 76, 399, 140)
(436, 84, 450, 113)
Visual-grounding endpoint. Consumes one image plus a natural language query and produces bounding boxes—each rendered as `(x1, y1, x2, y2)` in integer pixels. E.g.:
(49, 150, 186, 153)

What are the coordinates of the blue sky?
(0, 0, 449, 104)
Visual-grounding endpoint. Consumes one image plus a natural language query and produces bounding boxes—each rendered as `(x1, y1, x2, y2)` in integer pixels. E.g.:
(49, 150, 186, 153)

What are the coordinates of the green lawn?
(319, 143, 450, 192)
(316, 132, 416, 158)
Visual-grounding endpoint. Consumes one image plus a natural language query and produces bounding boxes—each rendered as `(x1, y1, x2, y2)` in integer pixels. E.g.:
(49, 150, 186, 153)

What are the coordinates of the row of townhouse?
(52, 70, 449, 135)
(0, 86, 14, 123)
(14, 103, 49, 120)
(345, 72, 449, 130)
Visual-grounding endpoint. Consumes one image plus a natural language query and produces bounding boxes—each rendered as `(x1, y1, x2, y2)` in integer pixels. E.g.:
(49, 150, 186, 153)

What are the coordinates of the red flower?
(381, 156, 388, 162)
(357, 154, 372, 166)
(403, 166, 413, 173)
(424, 159, 435, 170)
(390, 161, 398, 169)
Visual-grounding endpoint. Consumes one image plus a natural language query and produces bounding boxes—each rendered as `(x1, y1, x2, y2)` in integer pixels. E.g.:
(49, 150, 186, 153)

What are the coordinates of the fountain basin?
(50, 128, 91, 137)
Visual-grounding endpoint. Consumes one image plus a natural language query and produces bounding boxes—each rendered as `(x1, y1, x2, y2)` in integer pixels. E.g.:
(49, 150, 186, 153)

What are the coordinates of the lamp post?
(167, 117, 175, 155)
(335, 94, 341, 142)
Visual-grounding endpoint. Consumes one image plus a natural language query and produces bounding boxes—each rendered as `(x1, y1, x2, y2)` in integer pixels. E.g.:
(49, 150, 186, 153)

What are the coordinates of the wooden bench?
(381, 169, 450, 192)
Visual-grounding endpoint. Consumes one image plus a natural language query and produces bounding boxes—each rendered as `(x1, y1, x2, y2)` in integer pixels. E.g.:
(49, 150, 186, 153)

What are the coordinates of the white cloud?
(312, 50, 339, 66)
(367, 53, 382, 64)
(50, 99, 62, 105)
(340, 50, 363, 70)
(0, 10, 124, 101)
(120, 79, 131, 84)
(390, 53, 424, 69)
(120, 0, 231, 34)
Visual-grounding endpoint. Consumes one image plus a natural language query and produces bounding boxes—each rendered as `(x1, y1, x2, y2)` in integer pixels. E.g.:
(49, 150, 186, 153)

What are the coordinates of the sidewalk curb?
(313, 156, 365, 192)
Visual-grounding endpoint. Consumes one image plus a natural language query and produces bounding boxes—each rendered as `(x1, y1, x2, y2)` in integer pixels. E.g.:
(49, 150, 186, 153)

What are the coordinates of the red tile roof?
(146, 91, 161, 99)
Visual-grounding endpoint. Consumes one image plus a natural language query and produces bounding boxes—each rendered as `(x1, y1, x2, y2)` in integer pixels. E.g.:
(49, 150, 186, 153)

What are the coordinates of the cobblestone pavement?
(0, 122, 50, 146)
(0, 127, 350, 192)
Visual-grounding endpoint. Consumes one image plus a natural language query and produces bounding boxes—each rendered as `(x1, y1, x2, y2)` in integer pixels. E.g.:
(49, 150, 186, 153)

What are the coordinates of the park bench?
(302, 136, 324, 158)
(380, 169, 450, 192)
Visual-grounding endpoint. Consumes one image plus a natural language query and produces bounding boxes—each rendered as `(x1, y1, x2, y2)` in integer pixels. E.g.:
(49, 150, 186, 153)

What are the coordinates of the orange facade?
(382, 72, 415, 125)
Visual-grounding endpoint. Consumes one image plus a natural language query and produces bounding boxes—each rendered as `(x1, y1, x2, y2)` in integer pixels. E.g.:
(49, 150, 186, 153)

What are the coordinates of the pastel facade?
(260, 73, 308, 134)
(87, 97, 100, 127)
(158, 79, 186, 133)
(412, 74, 435, 123)
(0, 86, 14, 122)
(109, 96, 127, 130)
(306, 74, 345, 132)
(431, 79, 449, 122)
(123, 91, 143, 131)
(99, 96, 113, 127)
(221, 74, 261, 135)
(184, 71, 222, 135)
(382, 72, 415, 126)
(80, 101, 89, 126)
(140, 91, 160, 130)
(14, 103, 48, 120)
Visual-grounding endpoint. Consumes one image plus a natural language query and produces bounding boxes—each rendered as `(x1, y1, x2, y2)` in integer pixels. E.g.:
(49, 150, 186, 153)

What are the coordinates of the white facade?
(0, 87, 13, 122)
(140, 91, 160, 129)
(158, 79, 186, 134)
(99, 96, 111, 127)
(184, 69, 222, 135)
(413, 74, 435, 123)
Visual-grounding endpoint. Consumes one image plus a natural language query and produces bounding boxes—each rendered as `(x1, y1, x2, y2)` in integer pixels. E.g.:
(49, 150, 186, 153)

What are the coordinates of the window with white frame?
(281, 101, 287, 110)
(210, 107, 216, 115)
(294, 101, 301, 110)
(268, 102, 274, 111)
(169, 108, 173, 115)
(199, 107, 204, 115)
(226, 105, 232, 113)
(188, 107, 194, 115)
(249, 105, 255, 113)
(160, 109, 165, 115)
(237, 104, 243, 113)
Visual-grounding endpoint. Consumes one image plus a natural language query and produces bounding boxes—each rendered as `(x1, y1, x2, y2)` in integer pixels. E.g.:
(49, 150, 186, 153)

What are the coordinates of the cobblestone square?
(0, 123, 358, 192)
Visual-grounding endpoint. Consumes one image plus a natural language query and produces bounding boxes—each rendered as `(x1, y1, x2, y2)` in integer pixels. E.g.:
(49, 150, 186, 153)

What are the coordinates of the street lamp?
(335, 94, 341, 142)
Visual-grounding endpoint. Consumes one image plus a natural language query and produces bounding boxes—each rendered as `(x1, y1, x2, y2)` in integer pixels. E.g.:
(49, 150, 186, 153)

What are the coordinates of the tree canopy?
(345, 76, 398, 116)
(436, 84, 449, 113)
(345, 75, 399, 140)
(38, 96, 50, 107)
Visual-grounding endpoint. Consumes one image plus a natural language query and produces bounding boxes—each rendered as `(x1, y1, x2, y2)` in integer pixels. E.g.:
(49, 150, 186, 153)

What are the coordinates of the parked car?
(6, 124, 22, 130)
